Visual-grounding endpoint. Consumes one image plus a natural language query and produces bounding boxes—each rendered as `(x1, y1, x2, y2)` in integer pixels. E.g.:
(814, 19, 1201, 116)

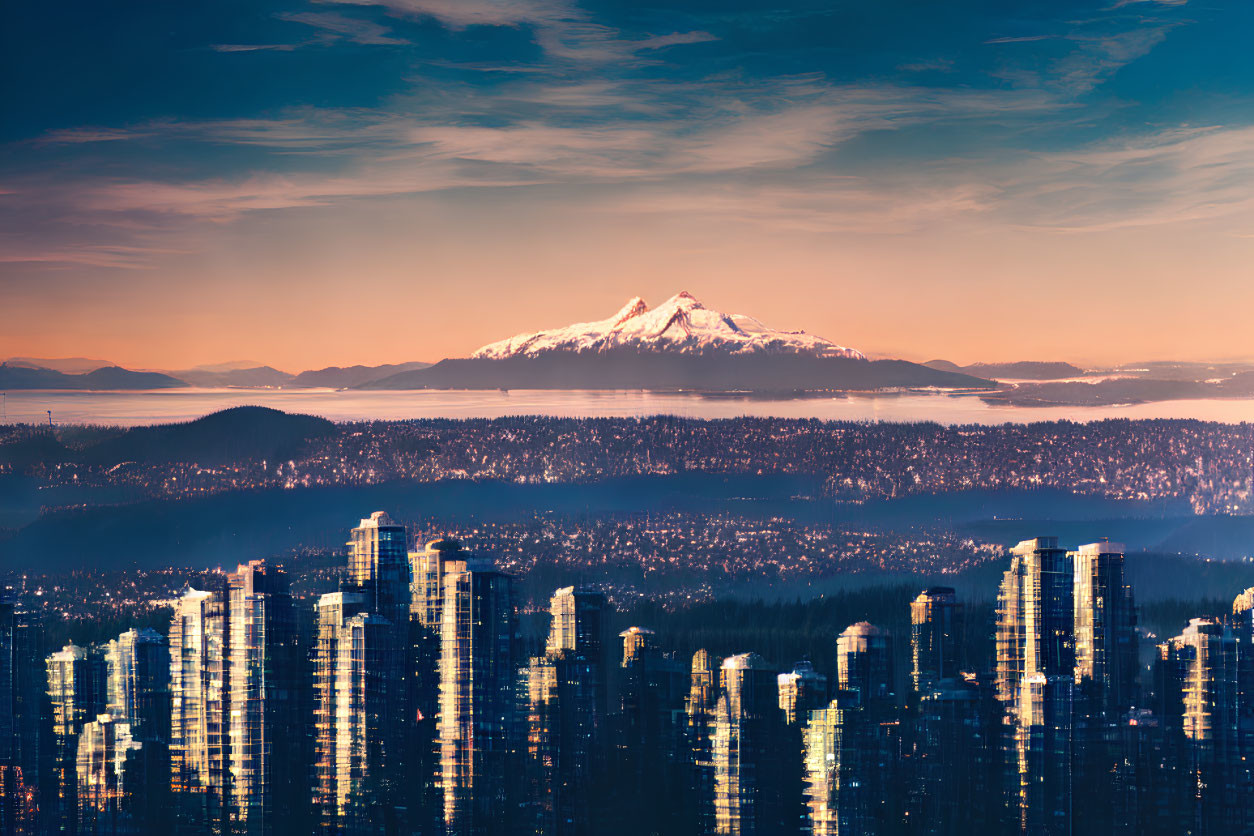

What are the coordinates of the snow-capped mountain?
(472, 292, 866, 361)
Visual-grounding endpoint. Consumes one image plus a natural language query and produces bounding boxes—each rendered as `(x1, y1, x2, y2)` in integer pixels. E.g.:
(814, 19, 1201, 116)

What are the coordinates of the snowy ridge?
(472, 292, 866, 360)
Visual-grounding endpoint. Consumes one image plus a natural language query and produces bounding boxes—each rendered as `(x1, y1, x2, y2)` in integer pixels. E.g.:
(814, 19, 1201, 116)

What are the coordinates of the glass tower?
(226, 560, 305, 835)
(169, 584, 230, 831)
(438, 561, 516, 836)
(995, 537, 1075, 835)
(911, 587, 961, 694)
(711, 653, 791, 836)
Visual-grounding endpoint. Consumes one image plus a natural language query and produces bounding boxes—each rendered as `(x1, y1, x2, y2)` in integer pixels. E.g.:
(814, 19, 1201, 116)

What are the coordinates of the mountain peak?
(471, 294, 864, 360)
(666, 291, 701, 307)
(612, 296, 650, 325)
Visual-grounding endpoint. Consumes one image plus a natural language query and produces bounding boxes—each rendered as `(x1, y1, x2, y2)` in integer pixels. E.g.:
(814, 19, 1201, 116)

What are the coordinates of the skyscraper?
(836, 623, 894, 712)
(1071, 542, 1137, 721)
(313, 591, 367, 830)
(169, 584, 229, 831)
(348, 512, 410, 629)
(911, 588, 961, 694)
(1159, 617, 1243, 832)
(524, 587, 609, 835)
(803, 692, 867, 836)
(408, 537, 468, 835)
(995, 537, 1075, 835)
(409, 538, 470, 632)
(777, 662, 827, 726)
(46, 642, 105, 831)
(0, 594, 45, 835)
(103, 628, 170, 740)
(911, 674, 1000, 836)
(75, 713, 143, 835)
(314, 590, 407, 834)
(438, 561, 516, 836)
(226, 560, 306, 834)
(711, 653, 791, 836)
(687, 649, 721, 836)
(619, 627, 657, 669)
(1070, 541, 1138, 833)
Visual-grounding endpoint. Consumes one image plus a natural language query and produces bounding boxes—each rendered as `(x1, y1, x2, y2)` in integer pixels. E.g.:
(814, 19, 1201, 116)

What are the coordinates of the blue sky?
(2, 0, 1252, 368)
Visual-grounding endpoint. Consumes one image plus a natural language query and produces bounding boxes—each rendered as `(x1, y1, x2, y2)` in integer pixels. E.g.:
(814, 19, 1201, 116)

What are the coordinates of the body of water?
(3, 388, 1254, 426)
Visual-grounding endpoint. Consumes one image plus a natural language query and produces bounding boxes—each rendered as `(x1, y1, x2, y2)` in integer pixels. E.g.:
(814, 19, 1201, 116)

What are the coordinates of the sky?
(2, 0, 1253, 370)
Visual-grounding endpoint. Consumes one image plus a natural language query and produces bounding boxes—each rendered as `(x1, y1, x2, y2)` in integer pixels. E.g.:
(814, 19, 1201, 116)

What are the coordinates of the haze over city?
(5, 0, 1254, 369)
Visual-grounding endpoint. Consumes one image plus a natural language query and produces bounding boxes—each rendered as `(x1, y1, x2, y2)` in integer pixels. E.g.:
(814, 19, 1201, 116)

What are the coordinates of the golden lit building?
(438, 561, 516, 836)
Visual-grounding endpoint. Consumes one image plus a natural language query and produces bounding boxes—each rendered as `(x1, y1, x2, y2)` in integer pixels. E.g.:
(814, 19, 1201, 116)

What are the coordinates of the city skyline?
(4, 1, 1254, 369)
(5, 511, 1253, 834)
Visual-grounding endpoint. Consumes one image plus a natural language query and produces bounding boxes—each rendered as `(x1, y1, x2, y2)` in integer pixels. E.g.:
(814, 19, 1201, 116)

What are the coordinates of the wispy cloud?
(1003, 125, 1254, 233)
(276, 11, 408, 45)
(211, 43, 299, 53)
(984, 35, 1054, 44)
(318, 0, 576, 29)
(322, 0, 714, 63)
(0, 244, 194, 269)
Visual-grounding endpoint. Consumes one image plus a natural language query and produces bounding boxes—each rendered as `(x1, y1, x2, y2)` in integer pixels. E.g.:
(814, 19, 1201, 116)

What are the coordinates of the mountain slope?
(474, 292, 865, 360)
(924, 360, 1085, 380)
(289, 362, 432, 389)
(169, 366, 294, 387)
(0, 364, 187, 390)
(76, 406, 334, 466)
(363, 351, 994, 391)
(364, 292, 991, 392)
(5, 357, 113, 373)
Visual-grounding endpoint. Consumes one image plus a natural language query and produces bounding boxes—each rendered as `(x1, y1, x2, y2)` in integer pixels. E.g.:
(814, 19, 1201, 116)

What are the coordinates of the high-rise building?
(524, 588, 609, 835)
(438, 561, 516, 836)
(348, 512, 410, 629)
(995, 537, 1076, 835)
(408, 537, 468, 836)
(803, 692, 867, 836)
(46, 642, 105, 831)
(75, 713, 143, 834)
(613, 626, 689, 834)
(1014, 673, 1073, 836)
(911, 588, 961, 694)
(911, 674, 1001, 836)
(313, 591, 367, 830)
(687, 649, 721, 836)
(546, 587, 607, 662)
(777, 661, 827, 726)
(314, 590, 407, 833)
(409, 538, 470, 632)
(1069, 541, 1138, 834)
(619, 627, 657, 669)
(169, 584, 229, 831)
(0, 594, 46, 835)
(225, 560, 306, 834)
(711, 653, 792, 836)
(836, 623, 894, 711)
(1071, 542, 1137, 721)
(103, 629, 170, 740)
(1159, 617, 1243, 832)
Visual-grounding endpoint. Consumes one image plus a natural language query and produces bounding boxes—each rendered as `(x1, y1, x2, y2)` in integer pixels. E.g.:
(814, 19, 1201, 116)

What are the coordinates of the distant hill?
(289, 362, 432, 389)
(75, 406, 335, 466)
(169, 366, 294, 387)
(924, 360, 1084, 380)
(186, 360, 270, 373)
(360, 351, 995, 391)
(5, 357, 113, 373)
(0, 365, 187, 390)
(985, 373, 1254, 407)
